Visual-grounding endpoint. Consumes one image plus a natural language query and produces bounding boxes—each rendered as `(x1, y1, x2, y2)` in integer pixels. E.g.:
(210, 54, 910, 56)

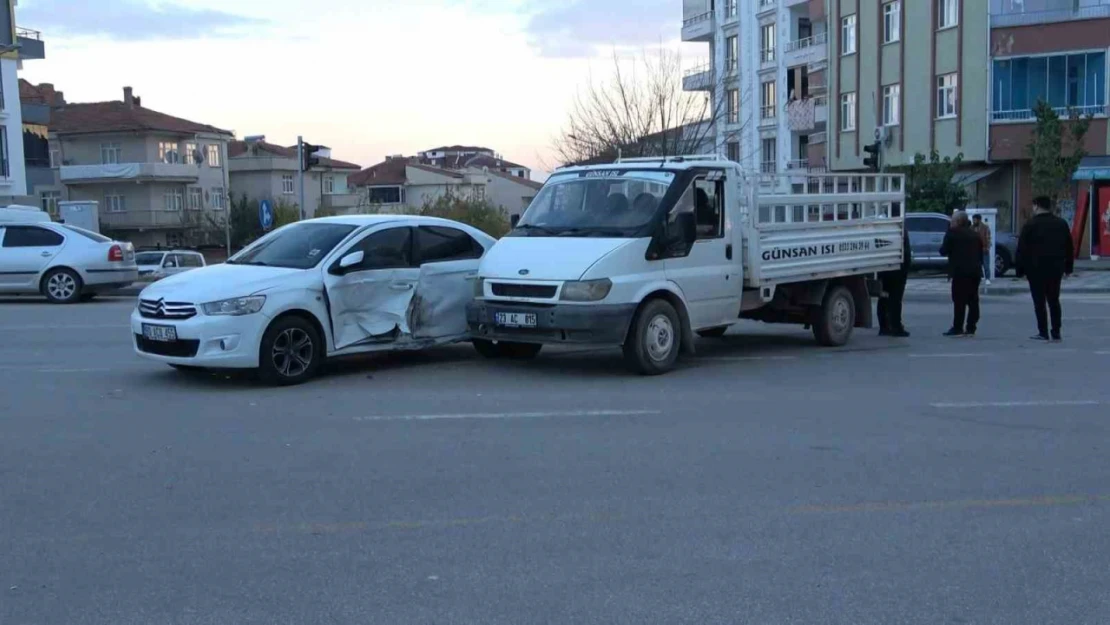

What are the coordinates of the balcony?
(60, 162, 201, 184)
(318, 194, 362, 212)
(784, 0, 810, 6)
(682, 11, 714, 42)
(683, 63, 714, 91)
(100, 210, 198, 230)
(809, 131, 827, 144)
(990, 0, 1110, 26)
(16, 27, 45, 61)
(991, 104, 1108, 123)
(814, 95, 828, 124)
(784, 31, 828, 67)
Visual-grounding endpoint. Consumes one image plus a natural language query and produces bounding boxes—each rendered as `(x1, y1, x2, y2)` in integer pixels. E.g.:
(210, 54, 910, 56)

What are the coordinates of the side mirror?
(335, 250, 364, 274)
(510, 214, 521, 228)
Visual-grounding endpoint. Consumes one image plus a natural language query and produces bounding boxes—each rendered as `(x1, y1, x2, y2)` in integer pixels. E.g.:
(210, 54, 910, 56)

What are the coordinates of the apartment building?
(51, 87, 233, 247)
(228, 139, 361, 217)
(20, 79, 63, 214)
(0, 0, 46, 203)
(682, 0, 829, 179)
(418, 145, 532, 179)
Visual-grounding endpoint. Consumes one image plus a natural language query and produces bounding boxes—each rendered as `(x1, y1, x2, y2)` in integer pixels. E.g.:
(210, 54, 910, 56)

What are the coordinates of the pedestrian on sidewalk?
(878, 228, 912, 337)
(940, 210, 983, 337)
(1015, 196, 1074, 342)
(971, 214, 992, 284)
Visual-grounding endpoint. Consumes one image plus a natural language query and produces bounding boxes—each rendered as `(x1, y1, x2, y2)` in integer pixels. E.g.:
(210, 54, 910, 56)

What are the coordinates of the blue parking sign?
(260, 199, 274, 230)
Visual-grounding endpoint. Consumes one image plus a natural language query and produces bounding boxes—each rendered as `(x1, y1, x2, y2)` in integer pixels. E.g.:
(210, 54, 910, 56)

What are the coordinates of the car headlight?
(202, 295, 267, 316)
(560, 279, 612, 302)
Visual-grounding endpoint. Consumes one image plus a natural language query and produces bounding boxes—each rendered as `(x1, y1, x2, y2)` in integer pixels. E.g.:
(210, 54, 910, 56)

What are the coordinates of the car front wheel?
(623, 299, 681, 375)
(258, 316, 323, 386)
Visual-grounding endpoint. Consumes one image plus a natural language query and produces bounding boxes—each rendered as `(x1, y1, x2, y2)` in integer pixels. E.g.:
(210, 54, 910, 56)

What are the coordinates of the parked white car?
(0, 221, 138, 303)
(132, 215, 496, 385)
(136, 249, 207, 281)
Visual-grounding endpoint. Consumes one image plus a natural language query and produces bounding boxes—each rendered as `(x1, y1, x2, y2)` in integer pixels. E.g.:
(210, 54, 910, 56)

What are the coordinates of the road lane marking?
(794, 493, 1110, 514)
(930, 400, 1104, 409)
(700, 356, 800, 362)
(354, 409, 660, 422)
(0, 324, 131, 331)
(909, 353, 993, 358)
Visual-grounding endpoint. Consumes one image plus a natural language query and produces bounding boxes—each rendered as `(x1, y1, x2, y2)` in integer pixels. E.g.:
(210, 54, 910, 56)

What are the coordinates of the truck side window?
(671, 178, 724, 240)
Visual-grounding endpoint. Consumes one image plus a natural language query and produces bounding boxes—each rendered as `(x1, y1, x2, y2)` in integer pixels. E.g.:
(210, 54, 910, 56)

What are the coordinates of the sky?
(17, 0, 689, 178)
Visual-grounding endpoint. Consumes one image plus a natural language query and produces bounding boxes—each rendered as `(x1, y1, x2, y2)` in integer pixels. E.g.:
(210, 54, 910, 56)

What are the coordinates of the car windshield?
(513, 170, 676, 237)
(227, 222, 358, 269)
(61, 224, 112, 243)
(135, 252, 164, 265)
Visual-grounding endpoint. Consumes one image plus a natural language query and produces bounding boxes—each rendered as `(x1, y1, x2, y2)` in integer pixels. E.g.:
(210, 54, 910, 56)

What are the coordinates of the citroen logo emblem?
(518, 269, 530, 276)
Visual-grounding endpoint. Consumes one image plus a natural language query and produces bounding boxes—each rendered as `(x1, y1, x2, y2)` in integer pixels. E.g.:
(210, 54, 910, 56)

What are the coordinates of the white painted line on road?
(354, 409, 661, 422)
(0, 324, 131, 331)
(931, 400, 1103, 409)
(1097, 351, 1110, 355)
(909, 353, 993, 359)
(700, 356, 800, 362)
(0, 365, 120, 373)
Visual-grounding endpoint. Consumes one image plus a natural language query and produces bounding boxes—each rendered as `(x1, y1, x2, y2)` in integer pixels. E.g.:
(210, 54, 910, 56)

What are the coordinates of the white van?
(467, 155, 907, 374)
(0, 205, 51, 224)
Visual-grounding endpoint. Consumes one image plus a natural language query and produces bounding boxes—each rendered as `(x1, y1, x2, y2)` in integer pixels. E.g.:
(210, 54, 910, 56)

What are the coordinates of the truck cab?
(467, 155, 906, 374)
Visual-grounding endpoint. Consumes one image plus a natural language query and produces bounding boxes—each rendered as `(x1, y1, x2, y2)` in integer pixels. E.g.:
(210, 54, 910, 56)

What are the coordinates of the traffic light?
(302, 142, 321, 171)
(862, 141, 881, 172)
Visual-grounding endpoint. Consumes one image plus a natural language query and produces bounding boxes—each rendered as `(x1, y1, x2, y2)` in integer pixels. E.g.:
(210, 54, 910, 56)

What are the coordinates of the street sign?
(260, 199, 274, 231)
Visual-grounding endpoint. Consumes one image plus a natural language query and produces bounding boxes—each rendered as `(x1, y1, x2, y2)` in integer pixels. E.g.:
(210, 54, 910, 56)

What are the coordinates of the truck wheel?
(697, 326, 729, 338)
(623, 299, 681, 375)
(814, 286, 855, 347)
(473, 339, 542, 359)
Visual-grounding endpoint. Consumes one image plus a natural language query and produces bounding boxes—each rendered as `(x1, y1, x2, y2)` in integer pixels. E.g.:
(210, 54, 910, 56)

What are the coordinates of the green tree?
(419, 192, 511, 238)
(1027, 100, 1090, 213)
(886, 151, 969, 214)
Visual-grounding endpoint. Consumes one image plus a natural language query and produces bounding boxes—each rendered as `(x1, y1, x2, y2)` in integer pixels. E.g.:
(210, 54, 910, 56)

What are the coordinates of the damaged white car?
(131, 215, 496, 385)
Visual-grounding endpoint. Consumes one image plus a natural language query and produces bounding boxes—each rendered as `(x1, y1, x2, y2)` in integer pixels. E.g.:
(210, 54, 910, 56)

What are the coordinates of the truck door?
(664, 172, 743, 329)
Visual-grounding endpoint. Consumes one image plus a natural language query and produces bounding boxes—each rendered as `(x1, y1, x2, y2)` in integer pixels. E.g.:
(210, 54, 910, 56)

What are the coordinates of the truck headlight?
(560, 279, 612, 302)
(202, 295, 267, 316)
(472, 277, 486, 297)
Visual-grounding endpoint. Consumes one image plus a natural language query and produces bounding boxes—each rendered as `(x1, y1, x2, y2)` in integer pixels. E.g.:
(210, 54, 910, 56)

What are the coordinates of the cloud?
(523, 0, 678, 58)
(17, 0, 265, 41)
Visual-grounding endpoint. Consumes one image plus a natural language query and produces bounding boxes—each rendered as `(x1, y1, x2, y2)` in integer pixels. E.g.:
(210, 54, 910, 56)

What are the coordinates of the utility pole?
(297, 136, 306, 221)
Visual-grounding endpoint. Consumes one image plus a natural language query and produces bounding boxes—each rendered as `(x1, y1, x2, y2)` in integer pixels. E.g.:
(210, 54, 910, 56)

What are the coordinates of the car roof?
(306, 214, 453, 227)
(907, 212, 949, 219)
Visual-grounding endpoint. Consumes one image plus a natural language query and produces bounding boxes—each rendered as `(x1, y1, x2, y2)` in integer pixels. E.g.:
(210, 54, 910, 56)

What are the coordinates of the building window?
(726, 35, 738, 73)
(760, 24, 775, 63)
(760, 137, 777, 173)
(50, 148, 60, 169)
(883, 2, 901, 43)
(761, 81, 777, 120)
(211, 187, 225, 210)
(726, 141, 740, 162)
(0, 129, 8, 177)
(368, 186, 404, 204)
(474, 185, 486, 200)
(840, 92, 857, 131)
(164, 188, 184, 211)
(937, 73, 958, 119)
(207, 144, 221, 167)
(725, 0, 737, 18)
(104, 193, 125, 213)
(188, 187, 202, 210)
(991, 52, 1106, 121)
(324, 175, 335, 194)
(100, 143, 122, 165)
(841, 15, 857, 55)
(41, 191, 61, 217)
(159, 141, 180, 164)
(727, 88, 740, 124)
(938, 0, 958, 29)
(282, 174, 295, 195)
(882, 85, 901, 126)
(184, 142, 198, 164)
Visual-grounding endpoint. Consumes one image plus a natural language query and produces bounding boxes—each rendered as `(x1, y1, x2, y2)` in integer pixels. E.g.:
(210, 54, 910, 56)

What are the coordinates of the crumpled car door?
(409, 258, 480, 340)
(328, 268, 419, 350)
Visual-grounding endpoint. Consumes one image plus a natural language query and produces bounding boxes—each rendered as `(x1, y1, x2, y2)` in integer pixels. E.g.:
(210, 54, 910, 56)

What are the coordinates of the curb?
(905, 287, 1110, 302)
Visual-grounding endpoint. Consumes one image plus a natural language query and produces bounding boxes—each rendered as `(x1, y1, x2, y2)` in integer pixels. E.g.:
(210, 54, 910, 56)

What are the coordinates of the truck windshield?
(513, 170, 676, 237)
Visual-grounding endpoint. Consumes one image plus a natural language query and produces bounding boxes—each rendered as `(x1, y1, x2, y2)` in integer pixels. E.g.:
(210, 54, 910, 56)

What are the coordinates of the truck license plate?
(142, 323, 177, 342)
(495, 312, 537, 328)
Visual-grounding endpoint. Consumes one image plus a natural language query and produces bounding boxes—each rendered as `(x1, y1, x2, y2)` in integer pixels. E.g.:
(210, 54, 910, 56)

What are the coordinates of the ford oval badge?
(518, 269, 530, 276)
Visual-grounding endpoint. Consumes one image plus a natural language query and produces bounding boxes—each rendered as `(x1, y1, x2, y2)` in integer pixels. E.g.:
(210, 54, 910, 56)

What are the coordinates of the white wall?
(1, 58, 27, 198)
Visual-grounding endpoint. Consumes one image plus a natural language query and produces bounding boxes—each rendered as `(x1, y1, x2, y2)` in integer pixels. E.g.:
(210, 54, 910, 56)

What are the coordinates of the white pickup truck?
(466, 155, 907, 374)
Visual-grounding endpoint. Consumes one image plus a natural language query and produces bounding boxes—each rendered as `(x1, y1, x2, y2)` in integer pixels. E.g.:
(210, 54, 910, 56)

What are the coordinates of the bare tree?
(551, 47, 754, 167)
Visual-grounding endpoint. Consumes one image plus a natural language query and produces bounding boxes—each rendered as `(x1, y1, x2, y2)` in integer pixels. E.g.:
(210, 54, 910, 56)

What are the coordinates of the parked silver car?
(0, 222, 138, 303)
(135, 249, 206, 281)
(906, 212, 1018, 276)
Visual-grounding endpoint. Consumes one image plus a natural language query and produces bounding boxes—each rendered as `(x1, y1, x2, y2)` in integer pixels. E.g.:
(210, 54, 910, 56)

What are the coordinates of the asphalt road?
(2, 293, 1109, 625)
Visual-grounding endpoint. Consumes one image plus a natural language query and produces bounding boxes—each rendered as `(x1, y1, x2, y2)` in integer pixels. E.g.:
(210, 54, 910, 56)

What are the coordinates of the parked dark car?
(906, 212, 1018, 276)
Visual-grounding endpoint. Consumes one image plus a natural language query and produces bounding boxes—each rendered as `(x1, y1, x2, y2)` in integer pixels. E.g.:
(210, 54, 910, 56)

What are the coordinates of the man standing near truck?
(1016, 196, 1074, 342)
(940, 211, 984, 337)
(878, 228, 912, 337)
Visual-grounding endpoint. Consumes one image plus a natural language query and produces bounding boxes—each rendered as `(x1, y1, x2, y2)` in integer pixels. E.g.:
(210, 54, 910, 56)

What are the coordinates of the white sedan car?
(0, 222, 138, 303)
(132, 215, 497, 385)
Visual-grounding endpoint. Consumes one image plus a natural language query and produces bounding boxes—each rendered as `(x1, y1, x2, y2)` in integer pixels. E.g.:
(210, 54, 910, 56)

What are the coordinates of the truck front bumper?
(467, 301, 637, 346)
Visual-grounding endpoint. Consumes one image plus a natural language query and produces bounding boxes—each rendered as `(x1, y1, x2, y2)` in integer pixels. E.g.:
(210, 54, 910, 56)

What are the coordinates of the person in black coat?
(877, 228, 912, 337)
(939, 211, 984, 337)
(1016, 196, 1074, 341)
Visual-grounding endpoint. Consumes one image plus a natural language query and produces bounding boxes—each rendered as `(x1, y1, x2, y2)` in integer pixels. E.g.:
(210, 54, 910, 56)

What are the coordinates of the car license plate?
(142, 323, 177, 342)
(495, 312, 537, 328)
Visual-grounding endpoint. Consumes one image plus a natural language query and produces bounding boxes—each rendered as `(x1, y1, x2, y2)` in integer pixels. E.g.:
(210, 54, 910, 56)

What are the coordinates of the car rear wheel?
(42, 268, 83, 304)
(473, 339, 543, 359)
(258, 317, 323, 386)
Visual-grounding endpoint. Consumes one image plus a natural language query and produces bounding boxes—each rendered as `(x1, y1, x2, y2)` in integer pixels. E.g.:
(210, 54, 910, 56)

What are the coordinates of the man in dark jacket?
(1016, 196, 1074, 341)
(877, 228, 912, 337)
(939, 211, 984, 337)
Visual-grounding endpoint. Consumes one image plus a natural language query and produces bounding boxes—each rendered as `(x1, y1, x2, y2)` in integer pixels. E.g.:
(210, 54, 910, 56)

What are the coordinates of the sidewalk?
(907, 271, 1110, 297)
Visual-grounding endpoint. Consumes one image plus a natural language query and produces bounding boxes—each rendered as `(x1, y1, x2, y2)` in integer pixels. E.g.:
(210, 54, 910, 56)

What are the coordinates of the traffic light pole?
(297, 135, 306, 221)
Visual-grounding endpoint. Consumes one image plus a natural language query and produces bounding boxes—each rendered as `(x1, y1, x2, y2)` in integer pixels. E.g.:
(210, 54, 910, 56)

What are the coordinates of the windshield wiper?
(556, 227, 628, 238)
(513, 224, 558, 236)
(231, 260, 269, 266)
